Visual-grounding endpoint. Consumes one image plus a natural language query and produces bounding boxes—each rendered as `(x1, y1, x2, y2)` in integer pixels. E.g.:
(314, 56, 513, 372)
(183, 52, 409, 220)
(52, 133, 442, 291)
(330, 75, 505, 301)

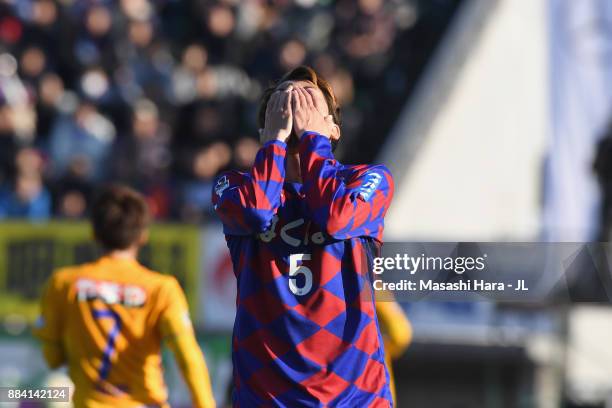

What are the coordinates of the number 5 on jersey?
(288, 253, 313, 296)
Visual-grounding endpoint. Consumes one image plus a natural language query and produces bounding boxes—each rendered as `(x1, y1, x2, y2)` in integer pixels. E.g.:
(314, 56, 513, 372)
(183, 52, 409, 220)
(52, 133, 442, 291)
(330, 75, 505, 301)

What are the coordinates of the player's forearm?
(297, 132, 346, 223)
(248, 139, 287, 190)
(376, 302, 412, 358)
(214, 140, 286, 233)
(168, 335, 216, 408)
(383, 322, 412, 358)
(298, 132, 391, 238)
(40, 341, 66, 369)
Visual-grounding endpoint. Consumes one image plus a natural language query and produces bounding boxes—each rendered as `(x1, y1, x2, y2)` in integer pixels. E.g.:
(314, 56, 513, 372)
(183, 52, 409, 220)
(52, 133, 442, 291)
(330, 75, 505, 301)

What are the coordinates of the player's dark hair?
(91, 185, 150, 251)
(258, 65, 342, 151)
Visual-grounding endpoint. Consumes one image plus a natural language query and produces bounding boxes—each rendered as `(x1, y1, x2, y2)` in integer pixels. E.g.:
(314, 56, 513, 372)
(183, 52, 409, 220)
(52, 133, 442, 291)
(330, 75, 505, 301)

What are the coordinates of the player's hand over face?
(291, 87, 334, 139)
(261, 87, 293, 144)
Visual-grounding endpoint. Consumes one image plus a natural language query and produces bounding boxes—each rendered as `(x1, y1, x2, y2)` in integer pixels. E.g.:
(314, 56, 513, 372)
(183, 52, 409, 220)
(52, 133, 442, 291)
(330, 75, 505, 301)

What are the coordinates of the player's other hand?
(261, 87, 293, 144)
(291, 87, 334, 139)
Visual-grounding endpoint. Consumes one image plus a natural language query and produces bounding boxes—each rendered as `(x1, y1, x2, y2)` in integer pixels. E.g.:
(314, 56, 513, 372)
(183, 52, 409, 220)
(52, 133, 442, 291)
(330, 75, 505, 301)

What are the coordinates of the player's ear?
(326, 115, 340, 144)
(258, 128, 264, 144)
(138, 229, 149, 247)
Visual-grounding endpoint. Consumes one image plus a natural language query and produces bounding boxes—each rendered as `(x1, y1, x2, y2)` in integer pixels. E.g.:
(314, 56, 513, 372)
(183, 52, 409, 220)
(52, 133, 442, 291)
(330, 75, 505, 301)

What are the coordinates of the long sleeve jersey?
(33, 257, 216, 408)
(213, 132, 395, 407)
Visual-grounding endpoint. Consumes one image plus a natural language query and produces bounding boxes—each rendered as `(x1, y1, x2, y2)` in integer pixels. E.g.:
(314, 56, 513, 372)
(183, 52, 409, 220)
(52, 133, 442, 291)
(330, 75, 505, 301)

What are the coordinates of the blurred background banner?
(544, 0, 612, 242)
(0, 221, 200, 320)
(198, 222, 236, 331)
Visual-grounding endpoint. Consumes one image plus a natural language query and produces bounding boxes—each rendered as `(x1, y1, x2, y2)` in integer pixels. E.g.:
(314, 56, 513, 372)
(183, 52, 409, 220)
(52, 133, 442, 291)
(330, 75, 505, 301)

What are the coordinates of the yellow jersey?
(376, 300, 412, 405)
(33, 256, 196, 408)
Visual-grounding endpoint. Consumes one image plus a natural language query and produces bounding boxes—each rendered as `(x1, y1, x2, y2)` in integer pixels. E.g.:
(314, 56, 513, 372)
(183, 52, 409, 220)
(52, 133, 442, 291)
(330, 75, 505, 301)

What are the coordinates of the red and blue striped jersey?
(212, 132, 394, 407)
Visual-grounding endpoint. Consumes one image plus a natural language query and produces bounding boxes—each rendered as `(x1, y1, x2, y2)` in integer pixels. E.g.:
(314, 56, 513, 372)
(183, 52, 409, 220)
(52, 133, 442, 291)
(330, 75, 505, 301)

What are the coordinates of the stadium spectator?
(0, 0, 462, 220)
(114, 99, 171, 185)
(47, 101, 116, 182)
(232, 136, 259, 172)
(0, 148, 51, 220)
(179, 140, 231, 222)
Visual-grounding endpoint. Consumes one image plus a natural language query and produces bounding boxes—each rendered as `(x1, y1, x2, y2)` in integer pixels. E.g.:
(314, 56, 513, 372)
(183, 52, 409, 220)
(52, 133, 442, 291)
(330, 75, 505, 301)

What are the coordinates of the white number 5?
(288, 253, 313, 296)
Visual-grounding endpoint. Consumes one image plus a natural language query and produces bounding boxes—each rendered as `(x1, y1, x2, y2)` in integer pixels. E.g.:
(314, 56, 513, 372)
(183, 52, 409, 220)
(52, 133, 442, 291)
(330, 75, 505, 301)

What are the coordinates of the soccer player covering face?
(212, 66, 395, 407)
(34, 185, 216, 408)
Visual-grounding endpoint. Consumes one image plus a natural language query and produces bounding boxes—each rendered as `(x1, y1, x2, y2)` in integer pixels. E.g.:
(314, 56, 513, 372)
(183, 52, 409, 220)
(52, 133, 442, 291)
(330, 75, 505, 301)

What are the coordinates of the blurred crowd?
(0, 0, 461, 222)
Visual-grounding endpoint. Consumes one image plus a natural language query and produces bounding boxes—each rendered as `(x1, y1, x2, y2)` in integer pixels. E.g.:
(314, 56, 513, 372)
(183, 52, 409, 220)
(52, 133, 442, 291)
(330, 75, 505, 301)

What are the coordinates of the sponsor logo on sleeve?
(215, 175, 230, 197)
(358, 172, 383, 201)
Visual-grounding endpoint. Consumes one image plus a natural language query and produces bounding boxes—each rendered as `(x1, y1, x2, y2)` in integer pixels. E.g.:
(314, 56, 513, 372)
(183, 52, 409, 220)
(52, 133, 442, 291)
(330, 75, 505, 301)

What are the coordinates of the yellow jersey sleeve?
(376, 300, 412, 359)
(159, 277, 194, 339)
(158, 277, 216, 408)
(166, 334, 216, 408)
(33, 272, 67, 368)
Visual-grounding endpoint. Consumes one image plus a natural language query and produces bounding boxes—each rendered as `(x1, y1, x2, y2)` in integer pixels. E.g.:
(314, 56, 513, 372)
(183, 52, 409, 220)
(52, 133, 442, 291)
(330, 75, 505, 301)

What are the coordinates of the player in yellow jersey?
(376, 297, 412, 405)
(33, 185, 216, 408)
